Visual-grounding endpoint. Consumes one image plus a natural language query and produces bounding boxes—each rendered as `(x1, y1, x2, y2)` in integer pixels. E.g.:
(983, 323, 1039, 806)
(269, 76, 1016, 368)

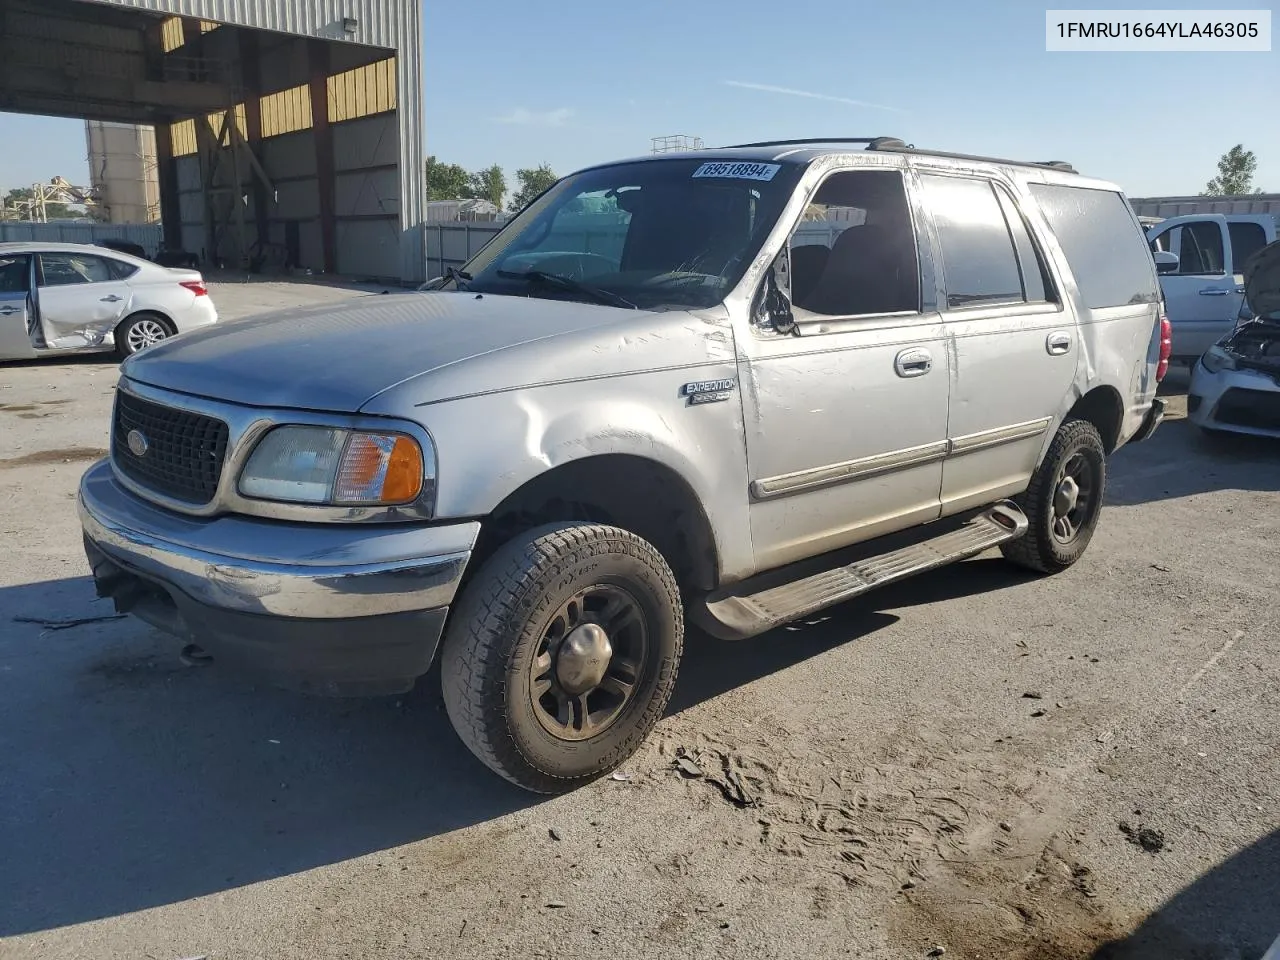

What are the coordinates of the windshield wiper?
(419, 266, 471, 291)
(496, 269, 637, 310)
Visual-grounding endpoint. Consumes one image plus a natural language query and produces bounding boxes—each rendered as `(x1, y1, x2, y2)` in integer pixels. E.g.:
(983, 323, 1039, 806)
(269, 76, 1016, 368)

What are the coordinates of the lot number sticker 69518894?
(692, 162, 781, 181)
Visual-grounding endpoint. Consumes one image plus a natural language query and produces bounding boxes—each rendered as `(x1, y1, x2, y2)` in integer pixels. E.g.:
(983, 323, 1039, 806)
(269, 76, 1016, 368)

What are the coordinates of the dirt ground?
(1, 282, 1277, 960)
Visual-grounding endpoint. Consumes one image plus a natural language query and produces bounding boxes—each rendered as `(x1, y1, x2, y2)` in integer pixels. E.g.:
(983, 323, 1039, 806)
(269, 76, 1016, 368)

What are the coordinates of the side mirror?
(754, 250, 799, 336)
(1154, 250, 1179, 275)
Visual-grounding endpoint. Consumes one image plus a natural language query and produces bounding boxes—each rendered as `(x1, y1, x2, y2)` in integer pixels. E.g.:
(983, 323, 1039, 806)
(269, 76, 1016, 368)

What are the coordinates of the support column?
(239, 30, 271, 259)
(306, 40, 338, 275)
(154, 123, 183, 250)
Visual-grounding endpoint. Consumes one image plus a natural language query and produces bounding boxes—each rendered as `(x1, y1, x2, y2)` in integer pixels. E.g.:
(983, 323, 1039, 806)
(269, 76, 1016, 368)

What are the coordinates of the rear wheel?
(1001, 419, 1106, 574)
(440, 523, 683, 793)
(115, 313, 174, 359)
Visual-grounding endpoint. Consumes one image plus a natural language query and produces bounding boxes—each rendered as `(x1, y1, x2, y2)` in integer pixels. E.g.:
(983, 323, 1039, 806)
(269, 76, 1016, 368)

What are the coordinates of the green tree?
(425, 155, 470, 201)
(467, 164, 507, 208)
(509, 163, 558, 212)
(1202, 144, 1262, 196)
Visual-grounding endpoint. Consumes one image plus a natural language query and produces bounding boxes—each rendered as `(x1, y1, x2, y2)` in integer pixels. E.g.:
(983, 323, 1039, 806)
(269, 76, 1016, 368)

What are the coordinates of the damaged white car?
(1189, 239, 1280, 436)
(0, 242, 216, 361)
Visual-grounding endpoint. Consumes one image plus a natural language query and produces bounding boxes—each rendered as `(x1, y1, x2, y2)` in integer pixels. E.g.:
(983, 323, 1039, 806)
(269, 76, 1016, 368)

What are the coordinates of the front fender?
(405, 368, 756, 582)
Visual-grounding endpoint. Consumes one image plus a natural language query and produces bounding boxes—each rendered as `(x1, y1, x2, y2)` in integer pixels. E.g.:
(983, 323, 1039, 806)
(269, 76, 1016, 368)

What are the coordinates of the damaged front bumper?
(1188, 359, 1280, 437)
(78, 459, 478, 695)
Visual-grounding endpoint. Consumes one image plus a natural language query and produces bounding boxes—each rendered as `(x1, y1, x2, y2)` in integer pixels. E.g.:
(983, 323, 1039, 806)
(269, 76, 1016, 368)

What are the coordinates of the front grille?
(112, 391, 229, 505)
(1215, 388, 1280, 431)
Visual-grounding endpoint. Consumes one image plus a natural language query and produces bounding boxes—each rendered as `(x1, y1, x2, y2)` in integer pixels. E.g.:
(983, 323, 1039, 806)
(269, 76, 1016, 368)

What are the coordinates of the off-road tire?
(1001, 419, 1106, 574)
(440, 523, 683, 793)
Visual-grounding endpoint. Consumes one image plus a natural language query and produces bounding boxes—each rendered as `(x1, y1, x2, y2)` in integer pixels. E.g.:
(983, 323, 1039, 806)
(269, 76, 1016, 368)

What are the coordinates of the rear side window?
(106, 258, 140, 280)
(1228, 221, 1268, 271)
(1029, 184, 1159, 308)
(922, 174, 1023, 308)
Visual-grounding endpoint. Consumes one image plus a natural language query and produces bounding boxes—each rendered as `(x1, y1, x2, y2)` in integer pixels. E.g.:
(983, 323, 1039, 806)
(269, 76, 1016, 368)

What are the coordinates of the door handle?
(1046, 331, 1072, 356)
(894, 347, 933, 378)
(100, 295, 124, 303)
(0, 306, 19, 315)
(1198, 288, 1229, 296)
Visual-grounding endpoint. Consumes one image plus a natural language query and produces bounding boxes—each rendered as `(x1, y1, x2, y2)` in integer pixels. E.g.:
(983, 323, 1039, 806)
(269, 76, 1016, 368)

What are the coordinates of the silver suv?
(79, 138, 1169, 792)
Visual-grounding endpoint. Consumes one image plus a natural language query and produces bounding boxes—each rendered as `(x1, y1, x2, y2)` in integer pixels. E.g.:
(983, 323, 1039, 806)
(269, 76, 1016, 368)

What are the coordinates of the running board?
(695, 501, 1029, 641)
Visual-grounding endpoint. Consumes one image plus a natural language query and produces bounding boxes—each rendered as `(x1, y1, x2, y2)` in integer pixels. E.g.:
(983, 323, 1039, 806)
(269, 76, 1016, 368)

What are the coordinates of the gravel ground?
(1, 286, 1277, 960)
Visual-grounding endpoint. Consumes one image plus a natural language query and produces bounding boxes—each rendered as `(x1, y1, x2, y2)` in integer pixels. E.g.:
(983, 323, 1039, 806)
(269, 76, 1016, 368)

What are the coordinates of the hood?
(1244, 239, 1280, 320)
(122, 292, 654, 412)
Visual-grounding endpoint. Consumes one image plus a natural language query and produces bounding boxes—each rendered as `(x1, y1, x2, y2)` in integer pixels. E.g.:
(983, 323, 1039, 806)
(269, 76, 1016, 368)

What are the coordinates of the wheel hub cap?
(1054, 475, 1080, 517)
(555, 623, 613, 695)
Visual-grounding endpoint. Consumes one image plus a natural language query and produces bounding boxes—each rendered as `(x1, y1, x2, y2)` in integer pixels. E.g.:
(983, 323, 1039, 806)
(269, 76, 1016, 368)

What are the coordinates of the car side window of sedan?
(0, 255, 31, 293)
(38, 253, 115, 287)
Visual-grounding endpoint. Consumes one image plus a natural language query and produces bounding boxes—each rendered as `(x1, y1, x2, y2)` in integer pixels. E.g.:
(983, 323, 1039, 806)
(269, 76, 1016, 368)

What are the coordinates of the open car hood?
(1243, 239, 1280, 319)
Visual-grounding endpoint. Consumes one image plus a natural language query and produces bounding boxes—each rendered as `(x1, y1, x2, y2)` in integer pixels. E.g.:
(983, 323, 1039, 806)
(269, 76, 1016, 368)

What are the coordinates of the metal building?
(0, 0, 426, 283)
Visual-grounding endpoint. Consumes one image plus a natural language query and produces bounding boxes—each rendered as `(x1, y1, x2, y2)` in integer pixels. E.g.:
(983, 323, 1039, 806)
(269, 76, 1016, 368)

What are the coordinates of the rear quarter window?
(1028, 184, 1159, 309)
(106, 258, 140, 281)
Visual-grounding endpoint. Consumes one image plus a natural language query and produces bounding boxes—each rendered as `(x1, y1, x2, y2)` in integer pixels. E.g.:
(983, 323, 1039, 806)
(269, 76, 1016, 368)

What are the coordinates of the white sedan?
(0, 242, 217, 361)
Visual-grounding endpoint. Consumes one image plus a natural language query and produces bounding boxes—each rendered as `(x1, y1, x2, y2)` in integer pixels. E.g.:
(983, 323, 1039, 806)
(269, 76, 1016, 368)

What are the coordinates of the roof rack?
(865, 140, 1078, 174)
(717, 137, 1077, 174)
(722, 137, 905, 150)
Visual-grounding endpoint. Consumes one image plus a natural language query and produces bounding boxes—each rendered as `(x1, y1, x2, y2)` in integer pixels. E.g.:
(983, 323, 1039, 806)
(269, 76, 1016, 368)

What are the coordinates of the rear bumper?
(1128, 397, 1167, 444)
(78, 458, 479, 695)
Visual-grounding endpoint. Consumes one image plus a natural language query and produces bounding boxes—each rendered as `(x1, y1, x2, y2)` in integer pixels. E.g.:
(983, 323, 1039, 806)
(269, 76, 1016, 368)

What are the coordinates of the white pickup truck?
(1147, 213, 1278, 361)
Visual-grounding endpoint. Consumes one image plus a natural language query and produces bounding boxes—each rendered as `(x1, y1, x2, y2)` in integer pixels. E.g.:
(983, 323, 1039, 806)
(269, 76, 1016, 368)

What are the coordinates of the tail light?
(179, 280, 208, 297)
(1156, 307, 1172, 382)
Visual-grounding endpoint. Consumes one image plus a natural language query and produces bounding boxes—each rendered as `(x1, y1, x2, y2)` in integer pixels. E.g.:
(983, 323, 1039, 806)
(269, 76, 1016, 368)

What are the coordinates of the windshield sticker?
(692, 162, 781, 182)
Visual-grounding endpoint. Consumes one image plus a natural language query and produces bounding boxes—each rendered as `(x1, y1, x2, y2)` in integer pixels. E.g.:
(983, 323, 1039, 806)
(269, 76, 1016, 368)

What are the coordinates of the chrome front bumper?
(78, 459, 480, 694)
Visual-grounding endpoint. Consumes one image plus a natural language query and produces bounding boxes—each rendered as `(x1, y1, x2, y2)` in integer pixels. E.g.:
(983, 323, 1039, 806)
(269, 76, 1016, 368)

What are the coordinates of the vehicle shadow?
(0, 352, 119, 369)
(672, 555, 1036, 713)
(1107, 416, 1280, 507)
(1091, 828, 1279, 959)
(0, 576, 533, 936)
(0, 559, 1034, 936)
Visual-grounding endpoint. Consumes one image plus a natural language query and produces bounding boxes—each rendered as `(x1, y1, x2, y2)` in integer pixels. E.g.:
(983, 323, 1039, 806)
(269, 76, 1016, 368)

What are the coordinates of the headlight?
(1200, 345, 1237, 375)
(239, 425, 430, 507)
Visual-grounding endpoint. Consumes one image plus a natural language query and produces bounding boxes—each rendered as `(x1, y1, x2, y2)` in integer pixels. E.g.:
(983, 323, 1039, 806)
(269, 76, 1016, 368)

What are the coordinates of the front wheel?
(440, 523, 683, 793)
(1001, 419, 1106, 574)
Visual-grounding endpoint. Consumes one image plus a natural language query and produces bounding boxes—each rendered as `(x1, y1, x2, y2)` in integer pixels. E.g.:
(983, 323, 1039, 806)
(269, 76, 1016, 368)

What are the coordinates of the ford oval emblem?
(126, 429, 150, 458)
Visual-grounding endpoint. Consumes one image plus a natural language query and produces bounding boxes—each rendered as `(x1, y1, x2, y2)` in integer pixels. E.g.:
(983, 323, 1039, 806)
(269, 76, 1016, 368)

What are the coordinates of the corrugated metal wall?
(423, 223, 502, 282)
(0, 221, 163, 249)
(1130, 196, 1280, 218)
(89, 0, 426, 283)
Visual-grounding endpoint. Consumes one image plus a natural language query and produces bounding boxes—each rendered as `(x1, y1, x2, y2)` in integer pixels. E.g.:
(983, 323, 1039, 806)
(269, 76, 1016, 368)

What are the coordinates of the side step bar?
(695, 501, 1029, 641)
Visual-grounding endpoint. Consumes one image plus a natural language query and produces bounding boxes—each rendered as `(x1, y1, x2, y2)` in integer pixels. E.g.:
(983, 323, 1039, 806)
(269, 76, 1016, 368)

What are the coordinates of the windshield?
(453, 158, 803, 310)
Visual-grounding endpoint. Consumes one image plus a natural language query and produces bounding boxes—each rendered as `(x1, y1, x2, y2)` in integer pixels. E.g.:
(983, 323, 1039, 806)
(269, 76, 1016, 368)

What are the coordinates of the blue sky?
(2, 0, 1276, 199)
